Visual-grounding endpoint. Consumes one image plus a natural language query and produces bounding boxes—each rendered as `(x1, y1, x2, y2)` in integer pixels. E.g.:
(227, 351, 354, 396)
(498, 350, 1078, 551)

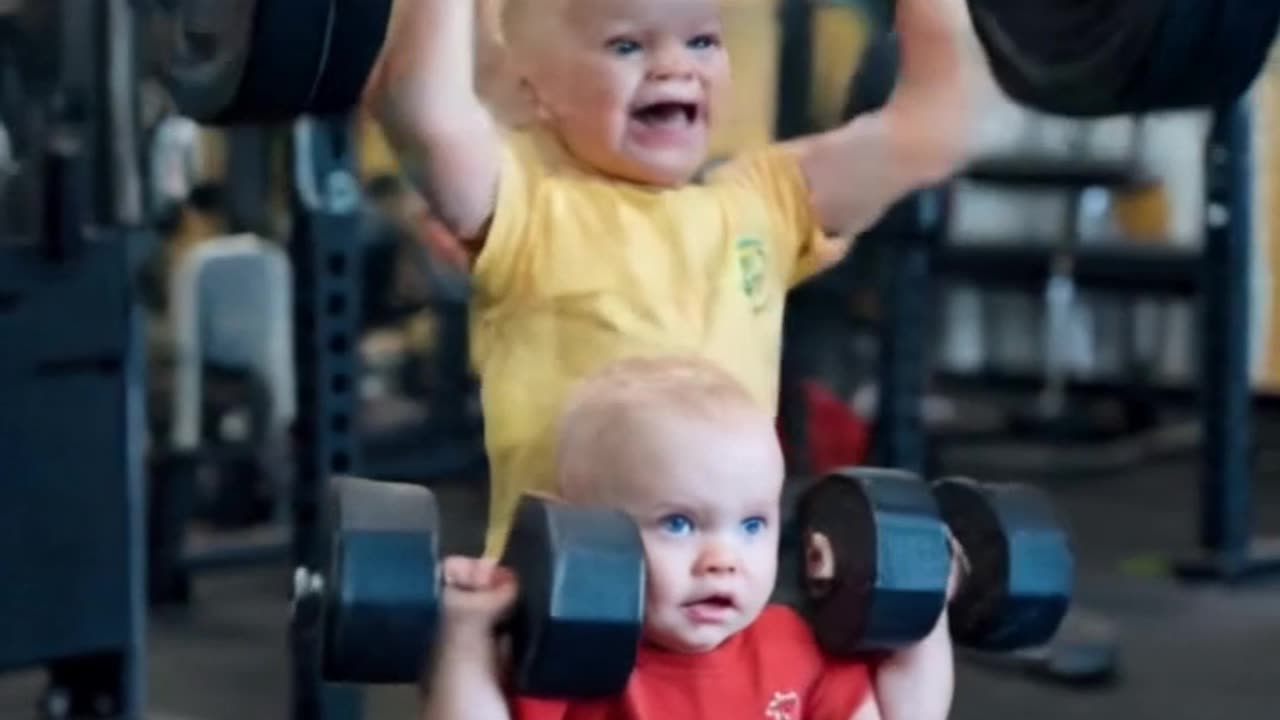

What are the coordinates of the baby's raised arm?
(784, 0, 994, 240)
(365, 0, 501, 241)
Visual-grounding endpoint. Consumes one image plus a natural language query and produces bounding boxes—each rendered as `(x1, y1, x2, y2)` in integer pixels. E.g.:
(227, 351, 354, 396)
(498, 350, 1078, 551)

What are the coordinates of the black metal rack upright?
(288, 115, 366, 720)
(0, 0, 148, 717)
(871, 189, 946, 475)
(1177, 102, 1280, 581)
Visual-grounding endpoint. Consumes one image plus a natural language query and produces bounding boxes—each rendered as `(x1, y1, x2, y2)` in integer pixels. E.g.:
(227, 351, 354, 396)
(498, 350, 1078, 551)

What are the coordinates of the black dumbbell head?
(323, 476, 441, 684)
(933, 477, 1073, 651)
(797, 468, 951, 655)
(501, 494, 645, 698)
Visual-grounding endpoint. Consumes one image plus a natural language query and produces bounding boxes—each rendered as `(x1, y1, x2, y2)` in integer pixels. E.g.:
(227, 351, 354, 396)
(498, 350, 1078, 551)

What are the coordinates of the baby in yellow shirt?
(364, 0, 995, 556)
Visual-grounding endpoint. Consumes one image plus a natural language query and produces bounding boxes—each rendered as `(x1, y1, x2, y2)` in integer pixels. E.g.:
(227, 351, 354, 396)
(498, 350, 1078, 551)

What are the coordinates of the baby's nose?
(648, 44, 695, 80)
(695, 541, 739, 575)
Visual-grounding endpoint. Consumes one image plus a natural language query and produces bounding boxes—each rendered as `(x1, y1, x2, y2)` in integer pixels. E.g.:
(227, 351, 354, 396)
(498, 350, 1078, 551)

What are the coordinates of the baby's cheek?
(642, 564, 675, 608)
(745, 553, 778, 609)
(641, 547, 684, 607)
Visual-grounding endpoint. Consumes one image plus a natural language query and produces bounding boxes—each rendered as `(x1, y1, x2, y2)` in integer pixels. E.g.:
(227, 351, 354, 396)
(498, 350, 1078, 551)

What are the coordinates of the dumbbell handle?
(802, 527, 968, 608)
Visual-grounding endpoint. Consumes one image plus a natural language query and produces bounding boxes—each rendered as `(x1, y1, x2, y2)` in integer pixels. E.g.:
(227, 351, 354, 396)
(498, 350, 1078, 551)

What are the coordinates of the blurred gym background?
(3, 0, 1280, 718)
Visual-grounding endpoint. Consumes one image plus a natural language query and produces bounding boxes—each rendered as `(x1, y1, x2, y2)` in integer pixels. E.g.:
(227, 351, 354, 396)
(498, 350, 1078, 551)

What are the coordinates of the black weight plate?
(223, 0, 334, 123)
(1122, 0, 1215, 113)
(163, 0, 261, 122)
(322, 476, 440, 684)
(166, 0, 334, 124)
(967, 0, 1167, 117)
(798, 468, 949, 655)
(934, 478, 1072, 652)
(1216, 1, 1280, 106)
(1136, 0, 1280, 112)
(501, 495, 644, 698)
(308, 0, 395, 116)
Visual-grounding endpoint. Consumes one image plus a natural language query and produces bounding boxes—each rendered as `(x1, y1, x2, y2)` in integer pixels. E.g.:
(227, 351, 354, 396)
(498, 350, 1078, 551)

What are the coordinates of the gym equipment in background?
(0, 0, 149, 716)
(147, 235, 297, 604)
(154, 0, 1280, 126)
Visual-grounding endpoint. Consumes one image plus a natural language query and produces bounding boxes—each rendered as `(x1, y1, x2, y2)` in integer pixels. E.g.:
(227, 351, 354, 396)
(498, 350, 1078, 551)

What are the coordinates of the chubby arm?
(783, 112, 941, 238)
(420, 625, 511, 720)
(786, 0, 995, 239)
(364, 0, 500, 241)
(420, 557, 519, 720)
(869, 608, 955, 720)
(866, 538, 967, 720)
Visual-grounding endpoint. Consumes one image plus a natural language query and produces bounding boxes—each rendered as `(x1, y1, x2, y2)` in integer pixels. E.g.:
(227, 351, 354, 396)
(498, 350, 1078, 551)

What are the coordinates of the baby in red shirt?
(424, 357, 955, 720)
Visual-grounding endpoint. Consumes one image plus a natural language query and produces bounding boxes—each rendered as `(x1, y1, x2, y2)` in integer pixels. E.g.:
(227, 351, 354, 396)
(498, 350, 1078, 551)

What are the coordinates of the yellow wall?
(1257, 47, 1280, 390)
(358, 112, 399, 181)
(709, 0, 780, 156)
(711, 0, 871, 155)
(808, 3, 871, 131)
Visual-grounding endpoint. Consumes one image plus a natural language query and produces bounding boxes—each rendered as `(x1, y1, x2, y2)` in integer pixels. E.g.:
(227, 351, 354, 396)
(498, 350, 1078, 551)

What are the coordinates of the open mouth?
(685, 593, 735, 609)
(631, 101, 699, 127)
(682, 592, 737, 624)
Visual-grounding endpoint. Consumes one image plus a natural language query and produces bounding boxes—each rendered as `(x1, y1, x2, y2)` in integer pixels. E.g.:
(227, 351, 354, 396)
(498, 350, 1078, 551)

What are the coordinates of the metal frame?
(288, 114, 366, 720)
(1174, 101, 1280, 581)
(877, 100, 1280, 584)
(872, 190, 946, 474)
(0, 237, 148, 719)
(0, 1, 148, 717)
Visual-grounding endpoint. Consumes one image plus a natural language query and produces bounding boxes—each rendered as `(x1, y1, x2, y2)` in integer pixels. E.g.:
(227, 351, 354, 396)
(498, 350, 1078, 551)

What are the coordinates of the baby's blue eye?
(608, 38, 643, 56)
(688, 34, 719, 51)
(660, 514, 695, 536)
(742, 517, 767, 536)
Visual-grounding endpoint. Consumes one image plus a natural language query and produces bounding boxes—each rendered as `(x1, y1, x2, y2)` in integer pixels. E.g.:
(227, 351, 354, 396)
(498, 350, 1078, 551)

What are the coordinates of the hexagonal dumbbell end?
(933, 477, 1073, 651)
(796, 468, 952, 655)
(501, 494, 646, 698)
(322, 476, 441, 684)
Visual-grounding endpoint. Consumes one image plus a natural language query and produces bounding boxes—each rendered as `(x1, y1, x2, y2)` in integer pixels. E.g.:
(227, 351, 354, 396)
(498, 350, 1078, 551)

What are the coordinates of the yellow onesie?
(472, 130, 849, 556)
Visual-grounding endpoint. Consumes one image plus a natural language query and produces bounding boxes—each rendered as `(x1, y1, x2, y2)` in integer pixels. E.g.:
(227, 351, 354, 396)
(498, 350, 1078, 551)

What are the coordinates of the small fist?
(440, 555, 520, 632)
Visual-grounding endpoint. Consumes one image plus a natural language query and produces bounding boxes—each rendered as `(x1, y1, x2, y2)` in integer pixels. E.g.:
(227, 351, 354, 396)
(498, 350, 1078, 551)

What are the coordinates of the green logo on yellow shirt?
(736, 236, 768, 312)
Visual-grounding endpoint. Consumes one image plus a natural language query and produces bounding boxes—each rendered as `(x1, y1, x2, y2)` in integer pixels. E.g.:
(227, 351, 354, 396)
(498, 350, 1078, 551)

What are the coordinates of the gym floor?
(2, 413, 1279, 719)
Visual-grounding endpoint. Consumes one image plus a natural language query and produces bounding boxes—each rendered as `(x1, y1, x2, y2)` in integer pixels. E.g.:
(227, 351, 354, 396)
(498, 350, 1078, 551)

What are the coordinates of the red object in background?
(780, 380, 871, 474)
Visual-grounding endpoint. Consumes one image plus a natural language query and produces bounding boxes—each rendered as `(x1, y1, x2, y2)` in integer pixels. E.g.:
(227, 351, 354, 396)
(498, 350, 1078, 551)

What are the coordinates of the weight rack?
(875, 101, 1280, 582)
(0, 0, 149, 716)
(288, 115, 367, 720)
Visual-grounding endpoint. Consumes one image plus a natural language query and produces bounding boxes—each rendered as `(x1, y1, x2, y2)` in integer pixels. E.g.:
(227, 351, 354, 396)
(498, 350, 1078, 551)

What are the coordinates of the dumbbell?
(313, 469, 1070, 693)
(314, 476, 645, 698)
(791, 468, 1073, 655)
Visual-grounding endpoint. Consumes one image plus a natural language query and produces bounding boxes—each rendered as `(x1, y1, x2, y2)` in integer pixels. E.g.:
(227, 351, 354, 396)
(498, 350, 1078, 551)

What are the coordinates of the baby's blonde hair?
(554, 355, 763, 503)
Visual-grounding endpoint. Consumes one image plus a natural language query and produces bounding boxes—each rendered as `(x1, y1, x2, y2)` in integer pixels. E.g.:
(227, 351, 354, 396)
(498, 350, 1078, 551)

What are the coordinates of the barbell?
(154, 0, 394, 124)
(969, 0, 1280, 116)
(151, 0, 1280, 125)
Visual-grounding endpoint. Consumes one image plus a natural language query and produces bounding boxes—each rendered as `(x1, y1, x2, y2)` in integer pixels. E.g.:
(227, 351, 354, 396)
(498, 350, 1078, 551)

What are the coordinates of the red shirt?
(510, 605, 873, 720)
